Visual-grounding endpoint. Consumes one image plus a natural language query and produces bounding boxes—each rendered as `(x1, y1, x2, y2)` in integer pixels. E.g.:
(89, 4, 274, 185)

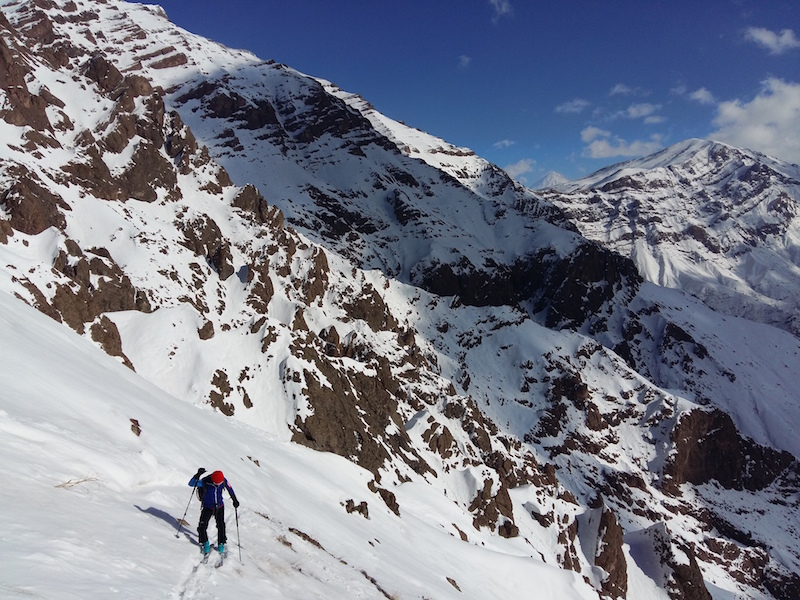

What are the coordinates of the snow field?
(0, 290, 597, 599)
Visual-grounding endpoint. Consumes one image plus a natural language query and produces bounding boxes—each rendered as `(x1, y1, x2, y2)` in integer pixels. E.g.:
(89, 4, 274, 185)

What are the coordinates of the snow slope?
(0, 290, 598, 599)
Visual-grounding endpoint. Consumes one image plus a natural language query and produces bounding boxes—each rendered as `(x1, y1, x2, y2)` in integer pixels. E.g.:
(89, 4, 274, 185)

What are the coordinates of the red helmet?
(210, 470, 224, 485)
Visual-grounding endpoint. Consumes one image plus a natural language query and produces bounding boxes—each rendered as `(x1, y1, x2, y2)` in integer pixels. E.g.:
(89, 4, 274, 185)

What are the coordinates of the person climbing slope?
(188, 467, 239, 555)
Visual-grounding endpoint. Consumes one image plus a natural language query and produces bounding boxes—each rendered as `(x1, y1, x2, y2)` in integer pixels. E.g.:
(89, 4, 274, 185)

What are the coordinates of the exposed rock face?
(179, 214, 235, 281)
(293, 82, 385, 145)
(197, 319, 215, 340)
(667, 543, 713, 600)
(0, 218, 12, 243)
(631, 523, 714, 600)
(420, 240, 642, 337)
(233, 184, 281, 226)
(165, 111, 198, 174)
(57, 88, 183, 203)
(343, 284, 398, 332)
(83, 52, 123, 92)
(177, 81, 280, 131)
(90, 315, 134, 369)
(764, 565, 800, 600)
(536, 243, 642, 333)
(2, 172, 69, 234)
(290, 345, 410, 477)
(468, 478, 516, 536)
(665, 408, 796, 493)
(120, 141, 179, 202)
(0, 33, 52, 130)
(49, 243, 151, 334)
(594, 504, 627, 599)
(209, 369, 234, 416)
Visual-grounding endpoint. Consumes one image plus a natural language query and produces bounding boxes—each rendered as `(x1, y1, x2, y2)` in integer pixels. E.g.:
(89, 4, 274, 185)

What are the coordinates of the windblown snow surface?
(0, 291, 599, 599)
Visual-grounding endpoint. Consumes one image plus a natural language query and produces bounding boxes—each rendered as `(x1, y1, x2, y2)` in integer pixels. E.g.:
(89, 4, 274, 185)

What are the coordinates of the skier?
(189, 467, 239, 555)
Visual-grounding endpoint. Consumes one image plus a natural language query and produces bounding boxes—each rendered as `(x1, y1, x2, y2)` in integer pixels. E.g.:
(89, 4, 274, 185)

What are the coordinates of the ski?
(197, 542, 212, 565)
(189, 550, 210, 577)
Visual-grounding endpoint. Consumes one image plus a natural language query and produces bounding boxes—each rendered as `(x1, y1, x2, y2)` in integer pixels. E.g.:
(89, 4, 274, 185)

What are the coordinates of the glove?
(232, 497, 240, 509)
(194, 468, 206, 479)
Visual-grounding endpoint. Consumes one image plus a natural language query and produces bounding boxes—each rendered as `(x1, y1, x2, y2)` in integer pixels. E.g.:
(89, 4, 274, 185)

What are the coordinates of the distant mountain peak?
(562, 138, 798, 193)
(532, 170, 570, 190)
(543, 137, 800, 337)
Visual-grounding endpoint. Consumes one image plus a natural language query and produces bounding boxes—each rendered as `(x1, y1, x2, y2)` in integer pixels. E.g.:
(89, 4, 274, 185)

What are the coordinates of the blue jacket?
(189, 476, 237, 509)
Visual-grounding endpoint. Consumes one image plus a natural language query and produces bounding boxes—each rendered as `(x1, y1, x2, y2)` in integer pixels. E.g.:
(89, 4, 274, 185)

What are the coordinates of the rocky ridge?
(1, 1, 799, 598)
(541, 139, 800, 337)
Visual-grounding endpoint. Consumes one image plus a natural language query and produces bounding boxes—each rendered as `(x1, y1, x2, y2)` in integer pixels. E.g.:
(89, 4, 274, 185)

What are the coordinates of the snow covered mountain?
(1, 284, 598, 599)
(1, 1, 800, 598)
(542, 139, 800, 336)
(533, 170, 571, 191)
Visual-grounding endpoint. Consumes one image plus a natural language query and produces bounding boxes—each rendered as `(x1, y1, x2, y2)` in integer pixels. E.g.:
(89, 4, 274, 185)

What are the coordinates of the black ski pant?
(197, 505, 226, 545)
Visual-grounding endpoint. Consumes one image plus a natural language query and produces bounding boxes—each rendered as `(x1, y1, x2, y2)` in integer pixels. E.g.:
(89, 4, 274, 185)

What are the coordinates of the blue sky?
(153, 0, 800, 182)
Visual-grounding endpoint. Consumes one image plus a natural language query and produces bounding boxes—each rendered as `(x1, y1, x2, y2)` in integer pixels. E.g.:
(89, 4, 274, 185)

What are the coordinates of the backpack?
(195, 475, 210, 502)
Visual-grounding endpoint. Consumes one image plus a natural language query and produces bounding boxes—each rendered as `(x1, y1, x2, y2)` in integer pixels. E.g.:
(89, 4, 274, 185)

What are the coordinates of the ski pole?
(176, 487, 194, 538)
(235, 505, 242, 563)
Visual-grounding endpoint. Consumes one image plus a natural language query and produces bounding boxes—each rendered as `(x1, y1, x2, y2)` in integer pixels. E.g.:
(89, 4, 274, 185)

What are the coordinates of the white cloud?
(626, 103, 660, 119)
(644, 115, 666, 124)
(710, 78, 800, 162)
(581, 127, 663, 159)
(609, 83, 633, 96)
(671, 82, 688, 96)
(458, 55, 472, 69)
(493, 139, 515, 149)
(503, 158, 535, 182)
(744, 27, 800, 55)
(581, 126, 609, 143)
(690, 87, 716, 105)
(489, 0, 513, 22)
(555, 98, 591, 114)
(608, 103, 662, 121)
(609, 83, 650, 97)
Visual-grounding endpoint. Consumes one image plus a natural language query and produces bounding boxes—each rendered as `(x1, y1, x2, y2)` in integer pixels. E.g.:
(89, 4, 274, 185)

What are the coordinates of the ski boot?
(201, 541, 210, 555)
